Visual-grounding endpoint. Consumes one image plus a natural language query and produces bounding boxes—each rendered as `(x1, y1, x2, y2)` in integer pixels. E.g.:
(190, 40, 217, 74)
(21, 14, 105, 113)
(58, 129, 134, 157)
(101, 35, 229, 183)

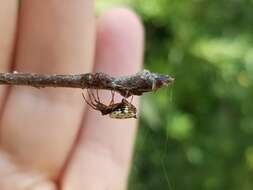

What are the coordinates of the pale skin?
(0, 1, 144, 190)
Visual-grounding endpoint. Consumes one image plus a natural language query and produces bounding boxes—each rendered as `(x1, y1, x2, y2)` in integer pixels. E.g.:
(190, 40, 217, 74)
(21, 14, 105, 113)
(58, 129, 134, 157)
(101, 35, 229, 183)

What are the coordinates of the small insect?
(82, 89, 137, 119)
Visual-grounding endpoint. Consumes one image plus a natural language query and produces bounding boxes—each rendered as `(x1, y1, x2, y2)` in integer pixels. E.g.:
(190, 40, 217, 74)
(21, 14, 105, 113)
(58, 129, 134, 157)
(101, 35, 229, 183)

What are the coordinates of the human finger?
(0, 0, 95, 180)
(0, 1, 18, 109)
(62, 7, 144, 190)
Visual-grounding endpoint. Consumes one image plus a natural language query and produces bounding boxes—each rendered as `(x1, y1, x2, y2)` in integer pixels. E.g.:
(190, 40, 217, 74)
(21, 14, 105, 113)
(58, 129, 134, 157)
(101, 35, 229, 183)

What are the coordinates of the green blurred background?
(97, 1, 253, 189)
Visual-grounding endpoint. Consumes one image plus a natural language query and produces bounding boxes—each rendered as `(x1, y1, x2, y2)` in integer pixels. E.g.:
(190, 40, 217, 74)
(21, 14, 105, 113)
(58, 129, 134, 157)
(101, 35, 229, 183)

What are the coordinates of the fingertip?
(98, 7, 144, 37)
(95, 7, 144, 74)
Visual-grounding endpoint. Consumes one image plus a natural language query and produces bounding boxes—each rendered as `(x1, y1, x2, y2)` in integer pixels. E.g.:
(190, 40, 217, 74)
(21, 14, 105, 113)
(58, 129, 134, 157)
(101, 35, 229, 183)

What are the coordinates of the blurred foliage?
(97, 1, 253, 189)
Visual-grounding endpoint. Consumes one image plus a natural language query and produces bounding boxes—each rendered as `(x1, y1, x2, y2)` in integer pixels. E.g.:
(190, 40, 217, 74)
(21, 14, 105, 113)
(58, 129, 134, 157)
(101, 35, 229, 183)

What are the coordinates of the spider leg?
(125, 90, 129, 98)
(109, 90, 115, 105)
(130, 95, 134, 103)
(86, 89, 98, 108)
(89, 89, 100, 104)
(96, 89, 101, 102)
(82, 92, 97, 110)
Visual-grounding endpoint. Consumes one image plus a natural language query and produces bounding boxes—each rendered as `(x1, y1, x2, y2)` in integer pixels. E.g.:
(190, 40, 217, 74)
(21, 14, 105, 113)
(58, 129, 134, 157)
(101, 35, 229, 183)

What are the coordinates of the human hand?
(0, 1, 143, 189)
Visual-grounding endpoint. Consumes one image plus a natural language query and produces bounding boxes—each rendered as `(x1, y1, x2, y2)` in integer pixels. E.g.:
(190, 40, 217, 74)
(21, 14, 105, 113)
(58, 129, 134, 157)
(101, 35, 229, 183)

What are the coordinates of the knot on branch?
(112, 70, 174, 97)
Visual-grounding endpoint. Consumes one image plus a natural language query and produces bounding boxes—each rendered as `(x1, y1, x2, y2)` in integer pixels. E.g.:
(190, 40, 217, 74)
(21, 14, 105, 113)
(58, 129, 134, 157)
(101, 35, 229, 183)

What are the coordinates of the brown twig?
(0, 70, 174, 97)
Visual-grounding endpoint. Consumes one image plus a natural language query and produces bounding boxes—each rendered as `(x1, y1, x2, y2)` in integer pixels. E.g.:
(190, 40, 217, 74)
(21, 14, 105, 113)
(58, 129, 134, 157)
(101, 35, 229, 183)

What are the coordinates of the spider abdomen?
(109, 106, 137, 119)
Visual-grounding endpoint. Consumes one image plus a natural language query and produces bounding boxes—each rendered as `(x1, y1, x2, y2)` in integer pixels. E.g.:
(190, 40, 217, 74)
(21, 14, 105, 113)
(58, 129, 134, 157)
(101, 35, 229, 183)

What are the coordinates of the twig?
(0, 70, 174, 97)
